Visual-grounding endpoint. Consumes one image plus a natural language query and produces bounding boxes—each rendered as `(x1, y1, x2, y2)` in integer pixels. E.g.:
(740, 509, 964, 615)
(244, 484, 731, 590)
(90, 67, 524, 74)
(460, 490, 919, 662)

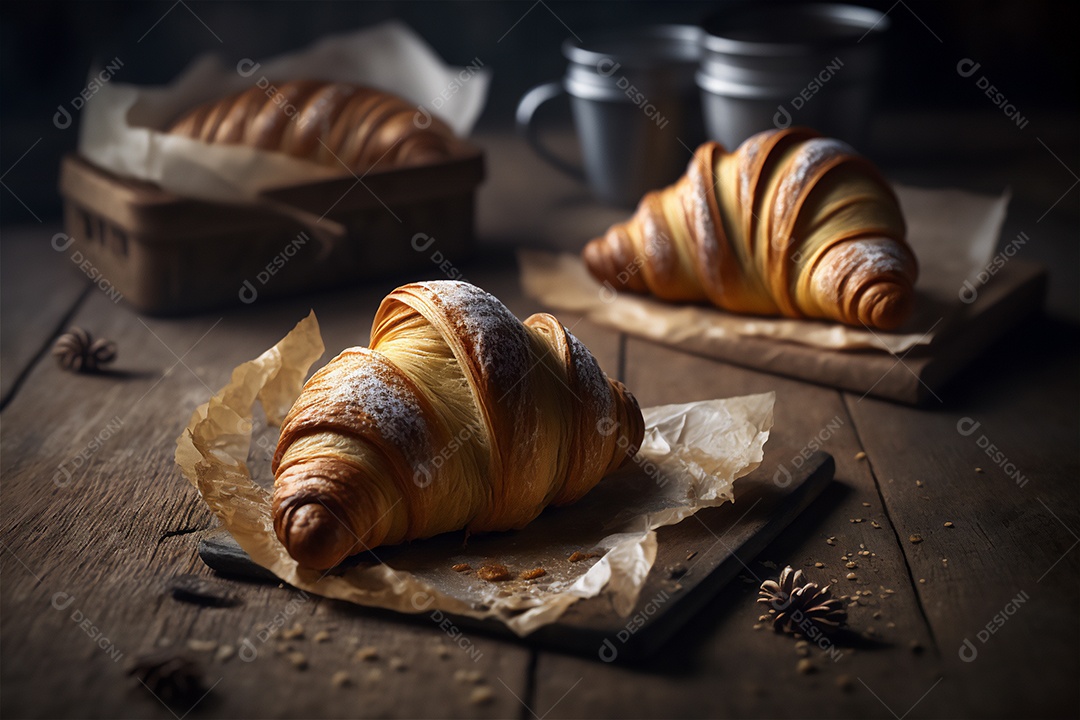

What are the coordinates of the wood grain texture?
(0, 226, 89, 406)
(0, 264, 561, 719)
(843, 318, 1080, 718)
(530, 337, 956, 719)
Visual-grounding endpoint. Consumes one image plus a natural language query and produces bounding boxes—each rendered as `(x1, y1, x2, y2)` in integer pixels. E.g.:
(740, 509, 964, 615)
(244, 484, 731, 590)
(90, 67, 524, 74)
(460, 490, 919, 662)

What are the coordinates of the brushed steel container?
(517, 25, 704, 207)
(697, 3, 890, 150)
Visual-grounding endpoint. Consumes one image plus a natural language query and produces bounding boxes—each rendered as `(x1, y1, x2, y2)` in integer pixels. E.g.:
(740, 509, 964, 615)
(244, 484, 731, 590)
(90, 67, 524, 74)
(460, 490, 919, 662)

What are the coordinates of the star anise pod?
(758, 566, 847, 635)
(52, 327, 117, 372)
(127, 652, 205, 709)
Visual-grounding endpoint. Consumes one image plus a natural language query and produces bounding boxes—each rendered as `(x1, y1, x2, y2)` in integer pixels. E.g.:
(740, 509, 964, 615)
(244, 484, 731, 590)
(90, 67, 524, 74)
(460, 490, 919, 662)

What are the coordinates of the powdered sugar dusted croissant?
(583, 128, 918, 330)
(168, 80, 460, 172)
(271, 281, 644, 569)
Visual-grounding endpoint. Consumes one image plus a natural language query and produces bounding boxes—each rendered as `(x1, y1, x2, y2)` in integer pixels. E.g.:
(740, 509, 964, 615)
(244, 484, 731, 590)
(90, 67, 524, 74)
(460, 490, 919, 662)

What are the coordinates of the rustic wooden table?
(1, 125, 1077, 718)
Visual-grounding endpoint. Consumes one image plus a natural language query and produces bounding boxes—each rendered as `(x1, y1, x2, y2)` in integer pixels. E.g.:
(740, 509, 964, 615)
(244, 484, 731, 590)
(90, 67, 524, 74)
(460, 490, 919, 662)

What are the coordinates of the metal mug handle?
(515, 81, 585, 181)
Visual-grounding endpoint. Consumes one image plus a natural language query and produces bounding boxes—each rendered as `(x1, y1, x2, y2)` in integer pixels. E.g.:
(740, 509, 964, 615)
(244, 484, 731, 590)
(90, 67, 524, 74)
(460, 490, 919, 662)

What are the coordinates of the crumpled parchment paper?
(520, 185, 1009, 354)
(175, 313, 774, 636)
(80, 21, 491, 203)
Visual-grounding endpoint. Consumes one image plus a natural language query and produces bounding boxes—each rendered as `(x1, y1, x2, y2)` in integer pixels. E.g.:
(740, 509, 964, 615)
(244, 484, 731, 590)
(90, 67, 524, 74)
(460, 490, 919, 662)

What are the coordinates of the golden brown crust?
(582, 128, 918, 330)
(271, 281, 645, 569)
(167, 81, 461, 173)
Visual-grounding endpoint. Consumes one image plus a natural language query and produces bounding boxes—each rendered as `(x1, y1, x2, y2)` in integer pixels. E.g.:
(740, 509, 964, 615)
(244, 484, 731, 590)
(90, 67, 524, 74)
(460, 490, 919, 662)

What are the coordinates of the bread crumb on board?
(452, 563, 472, 573)
(470, 686, 494, 705)
(520, 567, 546, 580)
(477, 564, 512, 581)
(568, 551, 601, 563)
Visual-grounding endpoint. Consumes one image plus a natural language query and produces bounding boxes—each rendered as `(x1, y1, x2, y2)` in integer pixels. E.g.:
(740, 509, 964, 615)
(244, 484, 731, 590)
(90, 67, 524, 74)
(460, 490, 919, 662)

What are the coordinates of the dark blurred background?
(2, 0, 1078, 321)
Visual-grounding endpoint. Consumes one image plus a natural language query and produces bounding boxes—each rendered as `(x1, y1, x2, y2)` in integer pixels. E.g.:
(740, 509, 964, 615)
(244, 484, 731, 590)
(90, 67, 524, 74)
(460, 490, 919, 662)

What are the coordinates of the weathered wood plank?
(844, 318, 1080, 719)
(531, 337, 954, 719)
(0, 225, 89, 406)
(0, 262, 554, 718)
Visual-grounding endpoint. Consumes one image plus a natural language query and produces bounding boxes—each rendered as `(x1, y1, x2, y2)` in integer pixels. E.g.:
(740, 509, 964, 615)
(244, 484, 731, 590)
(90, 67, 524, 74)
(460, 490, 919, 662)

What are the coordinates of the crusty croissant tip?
(278, 501, 356, 571)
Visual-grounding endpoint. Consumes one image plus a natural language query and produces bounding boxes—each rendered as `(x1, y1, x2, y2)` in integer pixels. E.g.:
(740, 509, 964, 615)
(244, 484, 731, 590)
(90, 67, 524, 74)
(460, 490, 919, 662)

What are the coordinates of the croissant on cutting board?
(271, 281, 645, 570)
(583, 128, 918, 330)
(168, 80, 461, 173)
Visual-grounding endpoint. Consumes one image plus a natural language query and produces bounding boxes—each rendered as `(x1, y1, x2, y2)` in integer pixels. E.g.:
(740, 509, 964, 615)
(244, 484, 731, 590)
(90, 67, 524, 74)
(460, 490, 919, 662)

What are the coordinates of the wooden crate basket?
(57, 148, 485, 315)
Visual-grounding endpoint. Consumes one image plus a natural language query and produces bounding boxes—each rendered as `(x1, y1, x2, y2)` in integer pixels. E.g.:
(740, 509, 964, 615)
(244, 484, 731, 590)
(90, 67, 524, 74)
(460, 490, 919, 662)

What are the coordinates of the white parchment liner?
(175, 313, 774, 636)
(520, 185, 1010, 354)
(80, 21, 491, 203)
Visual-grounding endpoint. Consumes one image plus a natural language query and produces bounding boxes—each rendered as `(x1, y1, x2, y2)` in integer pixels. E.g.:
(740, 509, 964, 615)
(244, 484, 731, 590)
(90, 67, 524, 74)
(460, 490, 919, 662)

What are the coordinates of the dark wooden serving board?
(199, 451, 834, 662)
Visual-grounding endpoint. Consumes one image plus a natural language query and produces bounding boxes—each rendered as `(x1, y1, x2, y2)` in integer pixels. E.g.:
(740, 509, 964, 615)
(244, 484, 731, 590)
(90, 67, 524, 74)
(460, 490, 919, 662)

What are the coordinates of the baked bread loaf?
(583, 128, 918, 330)
(272, 281, 644, 569)
(168, 80, 460, 172)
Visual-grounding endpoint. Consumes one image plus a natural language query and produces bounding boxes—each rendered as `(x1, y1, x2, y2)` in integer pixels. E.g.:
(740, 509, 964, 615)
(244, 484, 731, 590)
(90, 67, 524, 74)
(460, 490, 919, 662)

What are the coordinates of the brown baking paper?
(520, 185, 1009, 354)
(175, 313, 774, 636)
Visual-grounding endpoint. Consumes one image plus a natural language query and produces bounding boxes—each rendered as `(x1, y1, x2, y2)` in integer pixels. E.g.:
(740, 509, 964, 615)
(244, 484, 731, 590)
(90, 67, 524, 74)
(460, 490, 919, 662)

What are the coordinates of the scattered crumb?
(331, 671, 351, 688)
(872, 611, 882, 620)
(283, 624, 304, 640)
(354, 646, 379, 662)
(944, 521, 954, 528)
(975, 467, 984, 474)
(825, 537, 836, 546)
(861, 502, 871, 507)
(758, 614, 770, 622)
(752, 623, 764, 630)
(909, 534, 923, 544)
(870, 521, 882, 529)
(314, 630, 331, 643)
(915, 480, 923, 487)
(794, 640, 810, 657)
(433, 644, 451, 659)
(470, 686, 494, 705)
(919, 578, 926, 584)
(846, 573, 857, 580)
(452, 563, 472, 573)
(887, 622, 896, 629)
(520, 567, 547, 580)
(287, 652, 308, 670)
(686, 550, 698, 561)
(845, 561, 857, 569)
(672, 582, 683, 592)
(388, 657, 408, 672)
(797, 658, 817, 674)
(275, 643, 291, 655)
(186, 639, 217, 653)
(215, 645, 235, 663)
(668, 564, 688, 579)
(858, 550, 871, 556)
(477, 564, 512, 581)
(454, 669, 484, 684)
(569, 551, 601, 563)
(837, 674, 854, 691)
(366, 668, 384, 683)
(855, 452, 867, 461)
(814, 562, 825, 568)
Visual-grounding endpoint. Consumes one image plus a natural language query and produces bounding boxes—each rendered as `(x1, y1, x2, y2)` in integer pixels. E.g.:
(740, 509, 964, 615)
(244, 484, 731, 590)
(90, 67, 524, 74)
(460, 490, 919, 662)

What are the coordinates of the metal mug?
(697, 3, 890, 150)
(516, 25, 704, 207)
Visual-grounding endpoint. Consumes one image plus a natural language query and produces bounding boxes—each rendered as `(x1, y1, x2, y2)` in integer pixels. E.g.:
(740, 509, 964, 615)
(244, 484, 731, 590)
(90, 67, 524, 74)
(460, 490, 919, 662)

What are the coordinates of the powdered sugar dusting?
(773, 138, 852, 231)
(324, 348, 431, 463)
(417, 281, 531, 396)
(565, 328, 613, 420)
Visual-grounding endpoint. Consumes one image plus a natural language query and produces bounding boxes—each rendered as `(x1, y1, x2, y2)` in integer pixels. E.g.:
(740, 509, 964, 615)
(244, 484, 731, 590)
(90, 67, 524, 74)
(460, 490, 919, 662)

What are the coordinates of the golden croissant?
(583, 128, 918, 330)
(168, 80, 460, 172)
(271, 281, 645, 569)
